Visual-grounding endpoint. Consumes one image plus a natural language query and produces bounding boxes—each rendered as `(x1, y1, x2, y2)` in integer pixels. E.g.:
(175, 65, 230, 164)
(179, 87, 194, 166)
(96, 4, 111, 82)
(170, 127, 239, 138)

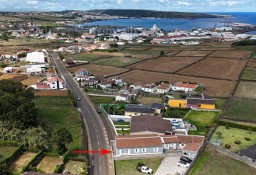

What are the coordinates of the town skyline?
(0, 0, 255, 12)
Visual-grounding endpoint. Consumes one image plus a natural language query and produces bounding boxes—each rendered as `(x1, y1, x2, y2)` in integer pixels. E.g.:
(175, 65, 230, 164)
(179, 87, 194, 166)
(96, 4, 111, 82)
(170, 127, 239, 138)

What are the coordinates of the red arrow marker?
(72, 148, 112, 156)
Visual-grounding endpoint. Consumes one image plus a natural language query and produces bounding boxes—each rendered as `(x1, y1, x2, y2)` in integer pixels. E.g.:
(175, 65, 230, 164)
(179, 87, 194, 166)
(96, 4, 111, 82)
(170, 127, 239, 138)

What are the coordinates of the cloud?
(26, 0, 39, 4)
(208, 0, 247, 6)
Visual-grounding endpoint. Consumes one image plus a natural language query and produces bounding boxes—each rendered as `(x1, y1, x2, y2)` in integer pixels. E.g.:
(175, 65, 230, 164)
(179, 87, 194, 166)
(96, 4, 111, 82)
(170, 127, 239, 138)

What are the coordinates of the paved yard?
(155, 153, 188, 175)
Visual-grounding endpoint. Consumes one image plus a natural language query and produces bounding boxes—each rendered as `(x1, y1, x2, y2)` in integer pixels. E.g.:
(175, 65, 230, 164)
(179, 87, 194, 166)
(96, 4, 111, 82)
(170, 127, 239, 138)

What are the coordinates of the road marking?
(98, 140, 100, 145)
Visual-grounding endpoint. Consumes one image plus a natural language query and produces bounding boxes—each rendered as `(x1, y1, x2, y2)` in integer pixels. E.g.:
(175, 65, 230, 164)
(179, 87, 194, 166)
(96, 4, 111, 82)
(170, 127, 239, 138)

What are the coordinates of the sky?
(0, 0, 255, 12)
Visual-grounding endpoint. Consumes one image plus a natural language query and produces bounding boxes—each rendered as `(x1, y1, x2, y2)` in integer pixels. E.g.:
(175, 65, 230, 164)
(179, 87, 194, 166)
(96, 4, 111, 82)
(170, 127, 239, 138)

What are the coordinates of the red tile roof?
(183, 142, 203, 152)
(163, 136, 180, 143)
(116, 135, 162, 149)
(36, 82, 50, 89)
(47, 77, 64, 83)
(175, 82, 197, 89)
(157, 83, 171, 90)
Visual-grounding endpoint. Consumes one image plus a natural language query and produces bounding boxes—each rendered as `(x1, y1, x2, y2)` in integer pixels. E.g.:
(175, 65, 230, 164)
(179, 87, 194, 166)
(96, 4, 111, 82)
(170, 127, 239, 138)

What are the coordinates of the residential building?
(156, 82, 172, 94)
(75, 68, 89, 77)
(186, 94, 215, 110)
(26, 67, 45, 74)
(171, 82, 198, 92)
(34, 76, 64, 90)
(130, 82, 142, 90)
(97, 80, 115, 89)
(3, 67, 14, 73)
(125, 103, 164, 116)
(116, 93, 129, 102)
(114, 135, 163, 157)
(168, 99, 187, 108)
(26, 52, 45, 63)
(141, 84, 157, 93)
(130, 115, 173, 135)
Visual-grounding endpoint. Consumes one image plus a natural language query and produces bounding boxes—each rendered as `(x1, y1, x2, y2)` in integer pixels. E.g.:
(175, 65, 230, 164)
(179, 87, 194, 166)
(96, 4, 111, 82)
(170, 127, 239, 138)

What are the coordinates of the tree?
(0, 163, 10, 175)
(216, 131, 222, 138)
(160, 50, 165, 56)
(0, 32, 10, 42)
(54, 128, 73, 155)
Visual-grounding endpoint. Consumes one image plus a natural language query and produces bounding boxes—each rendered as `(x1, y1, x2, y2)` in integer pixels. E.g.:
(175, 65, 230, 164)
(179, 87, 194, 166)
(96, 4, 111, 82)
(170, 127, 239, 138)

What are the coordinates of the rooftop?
(174, 82, 198, 89)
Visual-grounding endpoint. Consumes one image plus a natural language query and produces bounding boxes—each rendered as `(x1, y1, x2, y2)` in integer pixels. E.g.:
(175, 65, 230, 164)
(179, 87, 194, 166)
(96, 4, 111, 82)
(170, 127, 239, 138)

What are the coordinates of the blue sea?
(83, 12, 256, 32)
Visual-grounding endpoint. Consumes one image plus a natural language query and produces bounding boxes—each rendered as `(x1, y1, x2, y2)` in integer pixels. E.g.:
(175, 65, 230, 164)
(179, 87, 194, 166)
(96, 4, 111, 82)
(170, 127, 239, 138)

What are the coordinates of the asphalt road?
(51, 53, 110, 175)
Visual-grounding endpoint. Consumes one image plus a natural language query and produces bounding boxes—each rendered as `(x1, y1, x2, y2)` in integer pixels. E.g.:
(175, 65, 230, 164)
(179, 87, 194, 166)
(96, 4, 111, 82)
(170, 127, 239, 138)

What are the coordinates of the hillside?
(87, 9, 220, 19)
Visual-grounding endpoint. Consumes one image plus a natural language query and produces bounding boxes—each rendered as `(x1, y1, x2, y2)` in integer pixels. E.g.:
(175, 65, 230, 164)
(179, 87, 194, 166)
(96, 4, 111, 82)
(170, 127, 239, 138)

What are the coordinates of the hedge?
(218, 120, 256, 132)
(2, 144, 24, 166)
(68, 90, 77, 107)
(20, 151, 44, 173)
(0, 140, 21, 147)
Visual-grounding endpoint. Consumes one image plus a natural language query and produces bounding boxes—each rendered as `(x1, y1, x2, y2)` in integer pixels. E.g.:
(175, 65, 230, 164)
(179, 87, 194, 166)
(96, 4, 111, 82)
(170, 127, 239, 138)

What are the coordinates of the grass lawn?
(117, 129, 130, 135)
(241, 67, 256, 81)
(9, 152, 36, 173)
(64, 53, 109, 62)
(84, 87, 105, 94)
(210, 126, 256, 152)
(37, 156, 62, 173)
(34, 96, 82, 151)
(222, 98, 256, 122)
(0, 146, 18, 162)
(189, 146, 256, 175)
(214, 98, 227, 110)
(114, 122, 130, 125)
(137, 95, 164, 104)
(91, 56, 141, 67)
(115, 158, 162, 175)
(63, 160, 86, 174)
(89, 96, 116, 104)
(184, 111, 219, 136)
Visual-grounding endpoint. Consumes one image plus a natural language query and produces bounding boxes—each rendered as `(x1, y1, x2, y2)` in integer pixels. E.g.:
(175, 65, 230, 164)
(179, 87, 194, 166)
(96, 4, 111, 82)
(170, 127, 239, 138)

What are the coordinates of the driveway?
(155, 153, 188, 175)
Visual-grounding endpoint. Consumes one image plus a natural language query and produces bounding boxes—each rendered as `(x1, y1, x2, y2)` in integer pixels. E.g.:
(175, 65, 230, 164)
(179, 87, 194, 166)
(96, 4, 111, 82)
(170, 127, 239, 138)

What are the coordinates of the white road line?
(98, 140, 100, 145)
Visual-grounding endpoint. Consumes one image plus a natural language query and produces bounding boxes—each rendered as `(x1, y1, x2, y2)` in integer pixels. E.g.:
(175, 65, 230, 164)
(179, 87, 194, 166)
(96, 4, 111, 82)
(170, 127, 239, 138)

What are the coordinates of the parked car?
(97, 109, 102, 114)
(180, 156, 192, 163)
(77, 96, 81, 100)
(177, 160, 190, 168)
(136, 166, 153, 174)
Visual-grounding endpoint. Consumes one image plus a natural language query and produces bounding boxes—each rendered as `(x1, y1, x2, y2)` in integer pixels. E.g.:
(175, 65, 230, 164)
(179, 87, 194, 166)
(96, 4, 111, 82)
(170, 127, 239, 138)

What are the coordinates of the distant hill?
(87, 9, 219, 19)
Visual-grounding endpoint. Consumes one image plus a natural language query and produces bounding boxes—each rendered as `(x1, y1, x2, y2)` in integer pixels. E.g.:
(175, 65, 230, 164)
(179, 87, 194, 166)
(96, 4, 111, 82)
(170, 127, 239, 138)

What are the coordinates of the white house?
(115, 93, 129, 102)
(26, 67, 45, 74)
(3, 67, 14, 73)
(26, 52, 45, 63)
(46, 77, 64, 89)
(156, 83, 172, 94)
(130, 82, 142, 90)
(171, 82, 198, 92)
(141, 84, 157, 93)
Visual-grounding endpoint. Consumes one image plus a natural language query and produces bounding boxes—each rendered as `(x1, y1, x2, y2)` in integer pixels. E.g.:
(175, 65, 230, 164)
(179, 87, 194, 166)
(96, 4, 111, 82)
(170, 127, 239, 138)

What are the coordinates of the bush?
(225, 144, 231, 149)
(225, 124, 230, 129)
(244, 137, 251, 141)
(234, 140, 241, 145)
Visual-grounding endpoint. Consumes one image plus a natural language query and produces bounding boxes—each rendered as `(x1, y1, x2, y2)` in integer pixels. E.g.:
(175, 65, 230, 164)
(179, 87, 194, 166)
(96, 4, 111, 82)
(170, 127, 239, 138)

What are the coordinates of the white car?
(177, 161, 190, 168)
(137, 166, 153, 174)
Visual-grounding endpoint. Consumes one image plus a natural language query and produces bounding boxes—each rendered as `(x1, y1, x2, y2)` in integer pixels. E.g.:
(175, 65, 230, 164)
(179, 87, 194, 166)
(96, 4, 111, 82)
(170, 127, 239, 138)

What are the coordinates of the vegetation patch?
(210, 126, 256, 152)
(64, 53, 109, 62)
(234, 81, 256, 99)
(137, 95, 163, 104)
(184, 111, 219, 136)
(89, 96, 116, 104)
(163, 108, 190, 118)
(214, 98, 226, 110)
(63, 160, 86, 174)
(91, 56, 141, 67)
(241, 67, 256, 81)
(9, 152, 36, 173)
(0, 146, 19, 162)
(115, 158, 162, 175)
(37, 156, 62, 173)
(223, 98, 256, 122)
(189, 146, 256, 175)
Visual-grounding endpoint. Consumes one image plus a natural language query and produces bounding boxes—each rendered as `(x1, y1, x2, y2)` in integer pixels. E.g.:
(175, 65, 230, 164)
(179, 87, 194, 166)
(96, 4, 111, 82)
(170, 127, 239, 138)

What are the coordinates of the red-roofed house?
(171, 82, 198, 92)
(156, 82, 172, 94)
(141, 84, 157, 93)
(47, 77, 64, 89)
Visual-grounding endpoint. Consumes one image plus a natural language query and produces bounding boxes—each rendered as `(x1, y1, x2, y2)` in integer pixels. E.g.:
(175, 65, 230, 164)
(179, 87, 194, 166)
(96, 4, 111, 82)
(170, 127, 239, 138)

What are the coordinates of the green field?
(137, 95, 163, 104)
(189, 146, 256, 175)
(222, 98, 256, 122)
(91, 56, 141, 67)
(184, 111, 219, 136)
(0, 146, 18, 162)
(241, 67, 256, 81)
(210, 126, 256, 152)
(234, 81, 256, 99)
(115, 158, 162, 175)
(89, 96, 116, 104)
(64, 53, 109, 62)
(34, 96, 82, 151)
(214, 98, 226, 110)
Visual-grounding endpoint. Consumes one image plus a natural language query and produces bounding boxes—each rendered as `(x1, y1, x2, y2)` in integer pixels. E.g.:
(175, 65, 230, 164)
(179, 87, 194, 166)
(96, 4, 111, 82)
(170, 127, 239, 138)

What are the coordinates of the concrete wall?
(116, 146, 163, 156)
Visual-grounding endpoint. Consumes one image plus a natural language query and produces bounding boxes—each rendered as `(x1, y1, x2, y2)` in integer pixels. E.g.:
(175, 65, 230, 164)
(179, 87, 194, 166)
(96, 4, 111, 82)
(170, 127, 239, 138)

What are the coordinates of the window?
(153, 148, 159, 152)
(135, 149, 140, 153)
(142, 148, 146, 152)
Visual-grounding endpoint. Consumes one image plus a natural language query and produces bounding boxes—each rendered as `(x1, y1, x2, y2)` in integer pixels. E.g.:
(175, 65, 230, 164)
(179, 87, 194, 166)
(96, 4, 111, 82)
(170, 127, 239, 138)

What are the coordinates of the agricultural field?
(116, 70, 235, 97)
(34, 90, 68, 96)
(9, 152, 36, 173)
(115, 158, 162, 175)
(178, 57, 247, 80)
(63, 160, 86, 174)
(234, 81, 256, 99)
(214, 98, 227, 110)
(34, 96, 82, 150)
(240, 67, 256, 81)
(128, 56, 203, 73)
(184, 111, 219, 136)
(136, 95, 163, 104)
(0, 146, 18, 162)
(0, 73, 27, 81)
(210, 126, 256, 152)
(91, 56, 141, 67)
(120, 49, 162, 57)
(222, 98, 256, 122)
(20, 76, 44, 86)
(175, 50, 212, 57)
(68, 64, 129, 76)
(64, 53, 110, 62)
(37, 156, 62, 173)
(208, 50, 252, 59)
(189, 146, 256, 175)
(247, 59, 256, 67)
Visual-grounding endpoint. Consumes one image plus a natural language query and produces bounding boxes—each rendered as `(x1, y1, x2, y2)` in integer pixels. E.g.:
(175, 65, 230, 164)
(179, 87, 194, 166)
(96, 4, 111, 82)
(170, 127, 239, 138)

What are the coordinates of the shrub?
(244, 137, 251, 141)
(234, 140, 241, 145)
(225, 144, 231, 149)
(225, 124, 230, 129)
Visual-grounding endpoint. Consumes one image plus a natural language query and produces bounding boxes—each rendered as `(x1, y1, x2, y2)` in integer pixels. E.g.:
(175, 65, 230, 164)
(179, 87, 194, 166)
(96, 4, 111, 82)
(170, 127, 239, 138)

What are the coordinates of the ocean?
(83, 12, 256, 32)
